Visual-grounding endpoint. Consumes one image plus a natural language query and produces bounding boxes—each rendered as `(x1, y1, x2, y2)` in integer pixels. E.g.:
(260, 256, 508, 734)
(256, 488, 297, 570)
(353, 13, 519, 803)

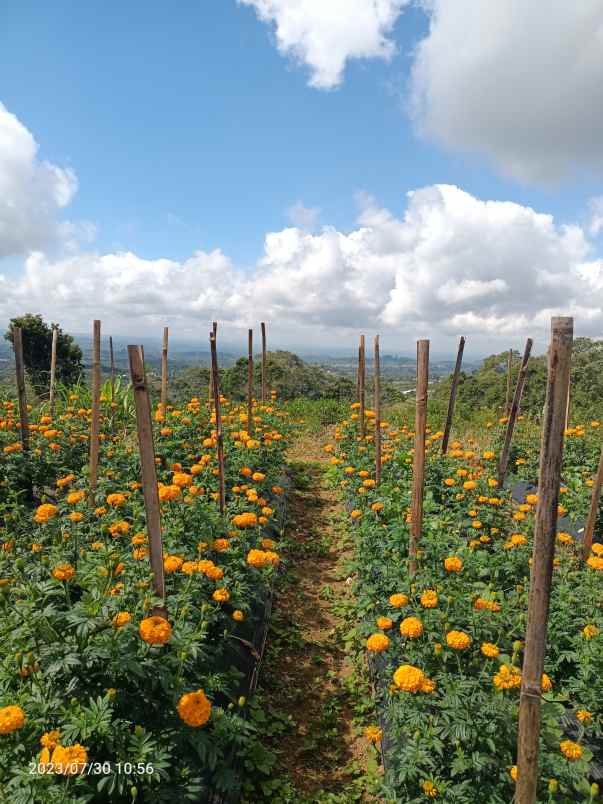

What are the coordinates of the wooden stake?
(261, 322, 267, 404)
(49, 326, 58, 416)
(128, 345, 166, 612)
(505, 349, 513, 415)
(247, 329, 254, 435)
(441, 336, 465, 454)
(89, 320, 101, 505)
(109, 335, 116, 405)
(160, 326, 168, 413)
(210, 332, 226, 514)
(582, 442, 603, 560)
(498, 338, 533, 486)
(564, 367, 571, 430)
(374, 335, 381, 484)
(208, 321, 217, 408)
(359, 335, 366, 440)
(13, 327, 29, 452)
(409, 339, 429, 577)
(516, 317, 573, 804)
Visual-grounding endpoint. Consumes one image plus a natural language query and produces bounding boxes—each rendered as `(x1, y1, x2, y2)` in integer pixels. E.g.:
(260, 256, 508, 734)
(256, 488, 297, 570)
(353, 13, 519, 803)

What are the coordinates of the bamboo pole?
(160, 326, 168, 413)
(516, 317, 573, 803)
(374, 335, 381, 484)
(49, 326, 58, 416)
(13, 327, 29, 452)
(247, 329, 254, 435)
(109, 336, 115, 405)
(261, 322, 267, 404)
(208, 321, 217, 409)
(505, 349, 513, 415)
(128, 345, 166, 614)
(359, 335, 366, 440)
(89, 320, 101, 505)
(441, 336, 465, 454)
(210, 331, 226, 514)
(498, 338, 533, 486)
(564, 368, 571, 430)
(356, 344, 361, 404)
(582, 442, 603, 560)
(409, 339, 429, 578)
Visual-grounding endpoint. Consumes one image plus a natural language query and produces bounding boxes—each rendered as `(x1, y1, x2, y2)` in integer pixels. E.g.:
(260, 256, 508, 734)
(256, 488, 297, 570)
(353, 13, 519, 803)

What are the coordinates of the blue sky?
(1, 1, 603, 354)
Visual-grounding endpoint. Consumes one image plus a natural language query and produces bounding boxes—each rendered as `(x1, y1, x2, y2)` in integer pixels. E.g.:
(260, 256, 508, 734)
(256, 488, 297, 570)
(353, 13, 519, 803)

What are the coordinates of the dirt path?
(249, 430, 382, 802)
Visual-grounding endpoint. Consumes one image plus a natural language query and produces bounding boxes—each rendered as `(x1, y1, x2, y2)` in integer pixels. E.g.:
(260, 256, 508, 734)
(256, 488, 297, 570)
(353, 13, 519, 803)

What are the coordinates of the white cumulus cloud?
(238, 0, 409, 88)
(0, 102, 79, 258)
(410, 1, 603, 182)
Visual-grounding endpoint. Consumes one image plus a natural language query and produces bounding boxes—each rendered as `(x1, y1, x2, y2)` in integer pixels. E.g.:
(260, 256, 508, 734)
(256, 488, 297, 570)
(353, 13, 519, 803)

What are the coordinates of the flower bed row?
(0, 392, 291, 803)
(326, 407, 603, 803)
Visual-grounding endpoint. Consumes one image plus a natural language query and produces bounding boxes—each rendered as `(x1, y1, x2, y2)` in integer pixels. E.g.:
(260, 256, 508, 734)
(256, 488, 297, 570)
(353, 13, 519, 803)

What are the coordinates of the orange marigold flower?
(139, 615, 172, 645)
(177, 689, 211, 727)
(367, 633, 390, 652)
(400, 617, 424, 639)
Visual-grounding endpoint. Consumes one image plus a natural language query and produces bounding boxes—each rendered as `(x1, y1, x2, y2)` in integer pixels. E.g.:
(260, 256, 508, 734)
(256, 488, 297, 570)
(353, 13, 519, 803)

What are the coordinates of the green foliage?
(5, 314, 83, 396)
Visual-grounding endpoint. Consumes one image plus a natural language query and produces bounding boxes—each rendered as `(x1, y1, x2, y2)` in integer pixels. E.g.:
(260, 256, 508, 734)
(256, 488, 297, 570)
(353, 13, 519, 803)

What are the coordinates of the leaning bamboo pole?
(128, 345, 166, 616)
(516, 317, 573, 803)
(13, 327, 29, 452)
(160, 327, 169, 413)
(49, 326, 58, 416)
(505, 349, 513, 415)
(374, 335, 381, 484)
(359, 335, 366, 440)
(498, 338, 533, 486)
(208, 321, 217, 409)
(409, 339, 429, 578)
(441, 336, 465, 454)
(88, 320, 101, 505)
(210, 331, 226, 514)
(261, 322, 267, 404)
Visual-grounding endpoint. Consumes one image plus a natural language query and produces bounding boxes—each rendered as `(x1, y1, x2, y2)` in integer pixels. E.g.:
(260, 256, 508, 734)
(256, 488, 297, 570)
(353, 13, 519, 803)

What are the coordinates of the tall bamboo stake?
(356, 344, 361, 404)
(247, 329, 254, 435)
(442, 336, 465, 454)
(505, 349, 513, 415)
(49, 326, 58, 416)
(516, 317, 573, 803)
(109, 336, 115, 405)
(498, 338, 533, 486)
(564, 368, 571, 430)
(261, 322, 267, 404)
(210, 331, 226, 514)
(582, 442, 603, 560)
(161, 327, 169, 413)
(128, 345, 166, 614)
(89, 320, 101, 505)
(208, 321, 217, 408)
(13, 327, 29, 452)
(359, 335, 366, 440)
(409, 339, 429, 578)
(374, 335, 381, 484)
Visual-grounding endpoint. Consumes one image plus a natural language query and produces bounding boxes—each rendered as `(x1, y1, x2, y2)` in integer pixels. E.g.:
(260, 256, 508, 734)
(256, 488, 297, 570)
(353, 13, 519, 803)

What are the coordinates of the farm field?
(0, 316, 601, 804)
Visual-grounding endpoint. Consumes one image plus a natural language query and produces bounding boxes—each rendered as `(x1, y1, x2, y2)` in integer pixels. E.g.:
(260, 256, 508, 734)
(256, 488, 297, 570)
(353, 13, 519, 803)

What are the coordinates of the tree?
(5, 314, 83, 395)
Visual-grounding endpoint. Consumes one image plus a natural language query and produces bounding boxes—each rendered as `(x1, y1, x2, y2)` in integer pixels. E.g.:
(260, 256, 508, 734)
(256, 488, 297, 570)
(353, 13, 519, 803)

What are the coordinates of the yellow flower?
(393, 664, 425, 693)
(587, 555, 603, 570)
(232, 610, 245, 621)
(367, 633, 390, 652)
(582, 624, 599, 639)
(421, 780, 438, 798)
(212, 588, 230, 603)
(389, 593, 409, 608)
(481, 642, 499, 658)
(559, 740, 582, 760)
(376, 616, 393, 630)
(0, 705, 25, 734)
(541, 673, 553, 692)
(446, 630, 471, 650)
(493, 664, 521, 689)
(444, 556, 462, 573)
(34, 503, 58, 524)
(40, 730, 60, 749)
(106, 493, 126, 507)
(576, 709, 592, 723)
(420, 590, 438, 609)
(112, 612, 131, 629)
(164, 555, 184, 574)
(52, 563, 75, 582)
(67, 490, 86, 505)
(233, 512, 258, 529)
(510, 766, 518, 781)
(139, 615, 172, 645)
(50, 744, 88, 775)
(364, 725, 382, 743)
(177, 689, 211, 727)
(400, 617, 424, 639)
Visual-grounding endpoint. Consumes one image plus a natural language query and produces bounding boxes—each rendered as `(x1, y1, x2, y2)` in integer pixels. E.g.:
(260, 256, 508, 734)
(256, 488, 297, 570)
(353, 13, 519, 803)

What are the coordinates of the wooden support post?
(374, 335, 381, 484)
(359, 335, 366, 440)
(109, 336, 116, 405)
(516, 317, 573, 804)
(161, 327, 168, 413)
(409, 340, 429, 577)
(261, 322, 267, 404)
(565, 368, 571, 430)
(498, 338, 533, 486)
(505, 349, 513, 415)
(247, 329, 254, 435)
(49, 326, 58, 416)
(89, 320, 101, 505)
(210, 331, 226, 514)
(208, 321, 217, 408)
(356, 344, 361, 404)
(442, 336, 465, 454)
(13, 327, 29, 452)
(582, 442, 603, 560)
(128, 345, 166, 613)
